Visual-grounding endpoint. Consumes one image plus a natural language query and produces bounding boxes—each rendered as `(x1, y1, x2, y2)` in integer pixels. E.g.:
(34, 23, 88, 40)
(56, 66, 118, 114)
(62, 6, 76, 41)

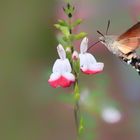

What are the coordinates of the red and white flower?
(79, 37, 104, 74)
(48, 44, 75, 88)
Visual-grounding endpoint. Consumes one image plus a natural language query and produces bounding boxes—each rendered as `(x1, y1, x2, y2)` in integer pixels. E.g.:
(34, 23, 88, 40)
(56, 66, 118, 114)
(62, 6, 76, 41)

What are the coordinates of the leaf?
(60, 26, 70, 37)
(69, 34, 75, 42)
(62, 36, 69, 42)
(54, 24, 60, 29)
(74, 32, 87, 40)
(54, 24, 70, 37)
(58, 19, 68, 27)
(72, 19, 83, 28)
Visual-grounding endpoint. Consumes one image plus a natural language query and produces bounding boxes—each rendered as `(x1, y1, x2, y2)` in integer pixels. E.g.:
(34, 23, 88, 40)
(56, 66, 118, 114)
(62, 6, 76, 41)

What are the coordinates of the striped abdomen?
(121, 53, 140, 75)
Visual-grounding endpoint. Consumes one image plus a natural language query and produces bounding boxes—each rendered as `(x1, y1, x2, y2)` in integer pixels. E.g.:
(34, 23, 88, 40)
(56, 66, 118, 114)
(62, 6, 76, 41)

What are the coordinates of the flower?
(79, 37, 104, 74)
(48, 44, 75, 88)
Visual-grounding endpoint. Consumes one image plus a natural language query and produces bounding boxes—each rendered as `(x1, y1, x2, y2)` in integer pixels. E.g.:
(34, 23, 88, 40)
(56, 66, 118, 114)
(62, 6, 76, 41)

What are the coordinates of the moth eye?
(101, 40, 105, 43)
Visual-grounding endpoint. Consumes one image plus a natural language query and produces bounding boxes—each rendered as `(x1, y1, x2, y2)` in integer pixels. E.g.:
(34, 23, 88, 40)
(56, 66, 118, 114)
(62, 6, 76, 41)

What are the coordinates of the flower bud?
(66, 47, 71, 53)
(72, 51, 79, 61)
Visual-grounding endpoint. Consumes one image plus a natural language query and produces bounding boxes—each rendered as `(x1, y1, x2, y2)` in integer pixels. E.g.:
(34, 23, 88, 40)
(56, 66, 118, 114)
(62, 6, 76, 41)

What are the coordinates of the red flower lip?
(48, 75, 75, 88)
(81, 69, 102, 75)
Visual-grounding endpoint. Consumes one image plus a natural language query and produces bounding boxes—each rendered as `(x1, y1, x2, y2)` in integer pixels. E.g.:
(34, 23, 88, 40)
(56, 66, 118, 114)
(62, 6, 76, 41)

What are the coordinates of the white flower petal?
(52, 59, 63, 73)
(89, 62, 104, 71)
(52, 59, 72, 74)
(79, 54, 87, 67)
(84, 53, 97, 64)
(57, 44, 66, 60)
(62, 72, 75, 81)
(48, 72, 61, 81)
(63, 59, 72, 72)
(80, 37, 88, 54)
(79, 53, 96, 69)
(79, 53, 104, 74)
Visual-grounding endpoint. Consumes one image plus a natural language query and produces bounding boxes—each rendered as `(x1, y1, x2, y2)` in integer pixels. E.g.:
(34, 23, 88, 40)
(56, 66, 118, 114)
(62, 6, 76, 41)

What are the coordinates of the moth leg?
(118, 53, 129, 63)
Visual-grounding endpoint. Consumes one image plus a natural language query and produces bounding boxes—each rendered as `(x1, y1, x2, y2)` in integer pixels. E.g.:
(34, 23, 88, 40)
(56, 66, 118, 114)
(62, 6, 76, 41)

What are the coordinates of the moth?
(98, 21, 140, 75)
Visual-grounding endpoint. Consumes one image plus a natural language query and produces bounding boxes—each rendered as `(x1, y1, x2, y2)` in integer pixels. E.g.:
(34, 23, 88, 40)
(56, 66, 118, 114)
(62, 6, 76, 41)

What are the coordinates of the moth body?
(99, 35, 123, 56)
(99, 35, 140, 75)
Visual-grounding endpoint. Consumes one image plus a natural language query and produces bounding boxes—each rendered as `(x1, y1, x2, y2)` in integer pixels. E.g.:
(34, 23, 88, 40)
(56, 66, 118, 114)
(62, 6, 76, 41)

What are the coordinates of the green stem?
(66, 11, 82, 140)
(74, 100, 79, 132)
(74, 104, 80, 140)
(74, 80, 81, 140)
(68, 17, 72, 34)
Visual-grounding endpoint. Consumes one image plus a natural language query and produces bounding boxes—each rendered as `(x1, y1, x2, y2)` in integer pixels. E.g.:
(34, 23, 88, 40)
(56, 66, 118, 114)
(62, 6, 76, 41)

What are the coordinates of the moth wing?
(116, 22, 140, 54)
(117, 22, 140, 41)
(117, 37, 140, 54)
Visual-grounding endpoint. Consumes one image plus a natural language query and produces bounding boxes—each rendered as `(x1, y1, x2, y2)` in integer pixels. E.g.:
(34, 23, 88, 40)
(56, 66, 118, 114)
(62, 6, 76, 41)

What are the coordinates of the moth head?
(97, 30, 107, 45)
(99, 36, 106, 44)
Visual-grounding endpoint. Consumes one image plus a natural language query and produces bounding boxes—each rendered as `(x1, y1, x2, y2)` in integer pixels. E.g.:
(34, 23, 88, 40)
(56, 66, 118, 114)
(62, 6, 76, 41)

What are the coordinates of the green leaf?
(69, 34, 75, 42)
(61, 26, 70, 37)
(54, 24, 60, 29)
(58, 19, 68, 27)
(72, 19, 83, 28)
(54, 24, 70, 37)
(62, 36, 72, 46)
(74, 32, 87, 40)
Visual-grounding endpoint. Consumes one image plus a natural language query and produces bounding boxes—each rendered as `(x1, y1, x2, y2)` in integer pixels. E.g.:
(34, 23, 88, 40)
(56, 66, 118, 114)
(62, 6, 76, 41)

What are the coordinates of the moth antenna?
(106, 20, 110, 35)
(97, 30, 105, 37)
(87, 40, 101, 51)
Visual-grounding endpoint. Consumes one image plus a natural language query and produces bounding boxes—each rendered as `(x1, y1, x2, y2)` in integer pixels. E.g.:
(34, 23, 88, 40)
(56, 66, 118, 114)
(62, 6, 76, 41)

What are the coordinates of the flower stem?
(64, 4, 83, 139)
(68, 17, 72, 34)
(74, 99, 79, 132)
(74, 80, 82, 140)
(74, 101, 80, 140)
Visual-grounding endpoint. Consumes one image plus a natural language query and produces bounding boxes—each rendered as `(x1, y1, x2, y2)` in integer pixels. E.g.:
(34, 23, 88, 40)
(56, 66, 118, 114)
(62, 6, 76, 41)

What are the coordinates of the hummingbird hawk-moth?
(98, 21, 140, 75)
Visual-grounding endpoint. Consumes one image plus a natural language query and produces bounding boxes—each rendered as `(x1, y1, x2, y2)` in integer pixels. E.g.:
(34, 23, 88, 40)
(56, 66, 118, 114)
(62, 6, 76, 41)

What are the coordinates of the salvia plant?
(48, 2, 104, 140)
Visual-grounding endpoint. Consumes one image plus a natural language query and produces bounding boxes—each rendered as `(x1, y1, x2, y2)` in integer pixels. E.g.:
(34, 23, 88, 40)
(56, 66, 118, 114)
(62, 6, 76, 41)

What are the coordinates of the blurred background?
(1, 0, 140, 140)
